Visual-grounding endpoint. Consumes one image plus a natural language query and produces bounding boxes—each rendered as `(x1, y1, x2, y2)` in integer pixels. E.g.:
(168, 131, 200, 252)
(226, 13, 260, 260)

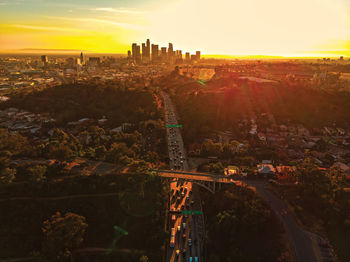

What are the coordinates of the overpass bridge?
(154, 169, 242, 193)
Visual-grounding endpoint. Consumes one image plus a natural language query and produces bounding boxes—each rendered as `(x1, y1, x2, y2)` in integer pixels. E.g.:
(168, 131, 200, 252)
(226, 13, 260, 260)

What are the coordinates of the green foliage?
(3, 84, 160, 125)
(41, 212, 88, 261)
(209, 162, 224, 174)
(0, 128, 32, 157)
(28, 165, 47, 186)
(0, 167, 16, 184)
(139, 255, 149, 262)
(202, 185, 284, 261)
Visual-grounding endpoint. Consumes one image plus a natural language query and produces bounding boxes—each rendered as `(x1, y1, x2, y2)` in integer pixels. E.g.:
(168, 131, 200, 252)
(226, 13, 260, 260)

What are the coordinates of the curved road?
(246, 180, 317, 262)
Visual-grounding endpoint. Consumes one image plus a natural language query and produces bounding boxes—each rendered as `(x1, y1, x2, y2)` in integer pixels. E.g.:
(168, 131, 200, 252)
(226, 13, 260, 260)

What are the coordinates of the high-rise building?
(151, 44, 159, 61)
(185, 52, 190, 61)
(41, 55, 48, 65)
(168, 43, 174, 63)
(145, 39, 151, 60)
(80, 52, 84, 64)
(135, 45, 141, 63)
(127, 50, 131, 58)
(132, 43, 137, 59)
(196, 51, 201, 61)
(142, 43, 146, 61)
(161, 47, 167, 62)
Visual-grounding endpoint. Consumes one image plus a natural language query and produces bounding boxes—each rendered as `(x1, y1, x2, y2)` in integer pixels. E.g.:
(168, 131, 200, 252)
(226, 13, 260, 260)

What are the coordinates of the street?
(162, 92, 202, 262)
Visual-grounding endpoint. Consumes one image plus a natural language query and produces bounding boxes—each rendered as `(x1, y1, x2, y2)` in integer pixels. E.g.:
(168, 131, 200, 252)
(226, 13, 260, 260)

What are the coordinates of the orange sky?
(0, 0, 349, 57)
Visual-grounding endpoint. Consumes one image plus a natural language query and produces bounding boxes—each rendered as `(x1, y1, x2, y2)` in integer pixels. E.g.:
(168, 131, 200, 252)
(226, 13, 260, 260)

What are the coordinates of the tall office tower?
(135, 45, 141, 63)
(161, 47, 167, 62)
(80, 52, 84, 64)
(132, 43, 137, 59)
(168, 43, 174, 63)
(41, 55, 48, 65)
(151, 44, 159, 61)
(127, 50, 131, 58)
(185, 52, 190, 61)
(145, 39, 151, 60)
(142, 43, 146, 61)
(196, 51, 201, 61)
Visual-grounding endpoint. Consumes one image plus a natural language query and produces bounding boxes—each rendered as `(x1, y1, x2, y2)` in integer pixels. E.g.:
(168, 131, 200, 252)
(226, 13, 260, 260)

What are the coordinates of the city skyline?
(0, 0, 349, 57)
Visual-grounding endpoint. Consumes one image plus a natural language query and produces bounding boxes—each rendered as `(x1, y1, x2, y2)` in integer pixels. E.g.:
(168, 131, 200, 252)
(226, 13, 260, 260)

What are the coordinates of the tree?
(28, 165, 47, 185)
(42, 212, 88, 261)
(210, 162, 224, 174)
(0, 167, 16, 184)
(139, 255, 149, 262)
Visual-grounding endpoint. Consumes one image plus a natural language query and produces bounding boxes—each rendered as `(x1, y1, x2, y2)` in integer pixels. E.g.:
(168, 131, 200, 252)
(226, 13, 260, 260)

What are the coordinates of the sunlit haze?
(0, 0, 349, 57)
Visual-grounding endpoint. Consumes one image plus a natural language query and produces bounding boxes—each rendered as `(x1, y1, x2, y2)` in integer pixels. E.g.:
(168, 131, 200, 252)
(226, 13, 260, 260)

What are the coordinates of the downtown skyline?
(0, 0, 349, 58)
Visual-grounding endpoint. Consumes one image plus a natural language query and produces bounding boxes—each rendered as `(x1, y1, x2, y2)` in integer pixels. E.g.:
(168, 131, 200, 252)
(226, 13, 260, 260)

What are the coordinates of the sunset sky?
(0, 0, 349, 57)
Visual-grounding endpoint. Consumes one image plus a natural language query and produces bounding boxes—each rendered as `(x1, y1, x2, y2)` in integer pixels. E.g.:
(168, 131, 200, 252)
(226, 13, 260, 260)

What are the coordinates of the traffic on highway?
(162, 92, 201, 262)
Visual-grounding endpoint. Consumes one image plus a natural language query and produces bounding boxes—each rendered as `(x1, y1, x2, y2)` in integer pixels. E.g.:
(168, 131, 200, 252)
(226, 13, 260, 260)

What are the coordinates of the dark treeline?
(1, 83, 160, 126)
(160, 74, 350, 144)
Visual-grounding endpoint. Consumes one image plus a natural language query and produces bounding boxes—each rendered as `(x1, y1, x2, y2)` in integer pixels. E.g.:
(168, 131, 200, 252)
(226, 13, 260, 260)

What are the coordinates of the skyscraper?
(127, 50, 131, 58)
(161, 47, 167, 62)
(135, 45, 141, 63)
(168, 43, 174, 63)
(145, 39, 151, 61)
(80, 52, 84, 65)
(185, 52, 190, 61)
(132, 43, 137, 59)
(196, 51, 201, 61)
(151, 44, 159, 61)
(41, 55, 48, 65)
(142, 43, 146, 61)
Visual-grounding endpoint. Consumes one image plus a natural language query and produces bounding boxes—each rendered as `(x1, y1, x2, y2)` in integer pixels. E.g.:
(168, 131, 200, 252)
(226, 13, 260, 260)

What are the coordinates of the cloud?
(90, 7, 143, 14)
(45, 16, 143, 30)
(0, 2, 8, 5)
(11, 24, 84, 32)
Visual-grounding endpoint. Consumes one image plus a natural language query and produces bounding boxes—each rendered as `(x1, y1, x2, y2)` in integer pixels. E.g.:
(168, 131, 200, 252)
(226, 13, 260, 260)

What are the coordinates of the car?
(188, 238, 192, 246)
(171, 214, 176, 222)
(194, 257, 198, 262)
(181, 205, 184, 210)
(182, 223, 186, 229)
(186, 196, 190, 201)
(189, 257, 193, 262)
(182, 233, 186, 239)
(182, 248, 186, 257)
(177, 225, 181, 232)
(175, 250, 180, 256)
(191, 200, 194, 205)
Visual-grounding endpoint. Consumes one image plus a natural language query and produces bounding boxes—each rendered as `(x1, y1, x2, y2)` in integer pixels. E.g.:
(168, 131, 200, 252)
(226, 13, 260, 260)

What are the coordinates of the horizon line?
(0, 49, 348, 59)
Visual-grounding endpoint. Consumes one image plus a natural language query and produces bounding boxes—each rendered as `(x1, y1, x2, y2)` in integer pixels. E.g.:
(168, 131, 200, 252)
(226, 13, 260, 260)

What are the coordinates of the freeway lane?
(163, 92, 202, 262)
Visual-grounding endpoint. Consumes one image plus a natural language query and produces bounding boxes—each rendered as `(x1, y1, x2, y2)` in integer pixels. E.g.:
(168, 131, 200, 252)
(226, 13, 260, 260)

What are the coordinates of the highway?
(163, 92, 202, 262)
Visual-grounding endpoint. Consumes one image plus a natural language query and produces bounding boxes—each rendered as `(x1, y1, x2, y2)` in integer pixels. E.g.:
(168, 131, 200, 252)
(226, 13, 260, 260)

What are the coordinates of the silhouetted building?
(152, 44, 159, 61)
(131, 43, 141, 63)
(168, 43, 174, 63)
(127, 50, 131, 58)
(132, 43, 137, 59)
(196, 51, 201, 61)
(80, 52, 85, 64)
(135, 45, 141, 63)
(41, 55, 48, 65)
(185, 52, 190, 62)
(161, 47, 167, 62)
(145, 39, 151, 61)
